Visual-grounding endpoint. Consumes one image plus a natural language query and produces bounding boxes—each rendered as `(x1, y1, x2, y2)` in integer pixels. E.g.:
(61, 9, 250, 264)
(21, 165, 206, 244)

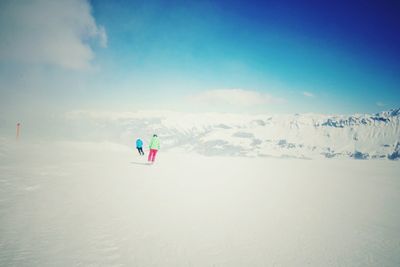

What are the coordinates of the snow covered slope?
(0, 141, 399, 266)
(66, 108, 400, 160)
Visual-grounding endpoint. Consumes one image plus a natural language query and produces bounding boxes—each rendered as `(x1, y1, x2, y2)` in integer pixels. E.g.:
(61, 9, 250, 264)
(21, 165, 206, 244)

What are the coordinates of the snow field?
(0, 141, 399, 266)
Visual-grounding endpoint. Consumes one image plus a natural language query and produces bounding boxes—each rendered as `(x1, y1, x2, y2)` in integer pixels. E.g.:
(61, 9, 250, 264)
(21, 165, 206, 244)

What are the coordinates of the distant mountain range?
(65, 108, 400, 160)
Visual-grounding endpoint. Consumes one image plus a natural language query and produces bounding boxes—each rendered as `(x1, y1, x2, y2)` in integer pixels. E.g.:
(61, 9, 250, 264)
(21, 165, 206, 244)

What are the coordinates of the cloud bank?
(376, 102, 386, 107)
(302, 91, 314, 98)
(0, 0, 106, 70)
(187, 89, 284, 109)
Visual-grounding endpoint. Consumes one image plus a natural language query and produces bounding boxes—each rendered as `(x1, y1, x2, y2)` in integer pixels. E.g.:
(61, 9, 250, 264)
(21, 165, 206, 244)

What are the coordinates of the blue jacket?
(136, 139, 143, 148)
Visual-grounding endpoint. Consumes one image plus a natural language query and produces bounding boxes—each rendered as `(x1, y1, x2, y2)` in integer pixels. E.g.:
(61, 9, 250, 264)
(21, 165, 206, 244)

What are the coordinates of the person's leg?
(148, 149, 155, 161)
(151, 149, 158, 162)
(137, 147, 141, 155)
(139, 147, 144, 155)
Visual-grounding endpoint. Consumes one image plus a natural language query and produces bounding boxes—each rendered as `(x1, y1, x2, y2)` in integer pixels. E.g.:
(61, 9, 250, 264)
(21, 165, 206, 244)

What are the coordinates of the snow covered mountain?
(66, 108, 400, 160)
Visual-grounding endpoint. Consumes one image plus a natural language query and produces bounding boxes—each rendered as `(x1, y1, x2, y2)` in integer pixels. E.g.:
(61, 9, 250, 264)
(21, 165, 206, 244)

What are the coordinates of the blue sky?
(0, 0, 399, 117)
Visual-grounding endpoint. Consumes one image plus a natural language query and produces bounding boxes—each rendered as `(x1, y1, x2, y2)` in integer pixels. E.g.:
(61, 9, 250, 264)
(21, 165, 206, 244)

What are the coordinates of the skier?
(136, 138, 144, 155)
(148, 134, 160, 163)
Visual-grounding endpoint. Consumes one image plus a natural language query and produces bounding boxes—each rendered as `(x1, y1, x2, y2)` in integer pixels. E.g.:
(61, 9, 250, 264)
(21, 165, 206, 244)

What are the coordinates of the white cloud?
(376, 102, 386, 107)
(0, 0, 107, 70)
(187, 89, 285, 108)
(302, 91, 315, 98)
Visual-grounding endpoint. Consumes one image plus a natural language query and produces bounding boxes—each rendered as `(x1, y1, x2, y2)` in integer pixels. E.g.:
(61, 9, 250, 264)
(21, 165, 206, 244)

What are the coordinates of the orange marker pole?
(16, 123, 21, 140)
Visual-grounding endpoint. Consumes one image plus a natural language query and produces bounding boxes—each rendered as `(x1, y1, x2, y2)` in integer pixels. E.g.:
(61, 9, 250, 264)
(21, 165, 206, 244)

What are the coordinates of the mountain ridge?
(65, 108, 400, 160)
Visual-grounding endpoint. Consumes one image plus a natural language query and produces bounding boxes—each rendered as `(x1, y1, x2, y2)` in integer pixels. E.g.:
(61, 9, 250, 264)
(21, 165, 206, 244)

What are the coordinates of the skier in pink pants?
(148, 134, 160, 163)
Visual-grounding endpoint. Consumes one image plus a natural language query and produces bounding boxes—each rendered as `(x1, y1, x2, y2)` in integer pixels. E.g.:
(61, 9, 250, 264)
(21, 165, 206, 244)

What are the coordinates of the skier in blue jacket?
(136, 138, 144, 155)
